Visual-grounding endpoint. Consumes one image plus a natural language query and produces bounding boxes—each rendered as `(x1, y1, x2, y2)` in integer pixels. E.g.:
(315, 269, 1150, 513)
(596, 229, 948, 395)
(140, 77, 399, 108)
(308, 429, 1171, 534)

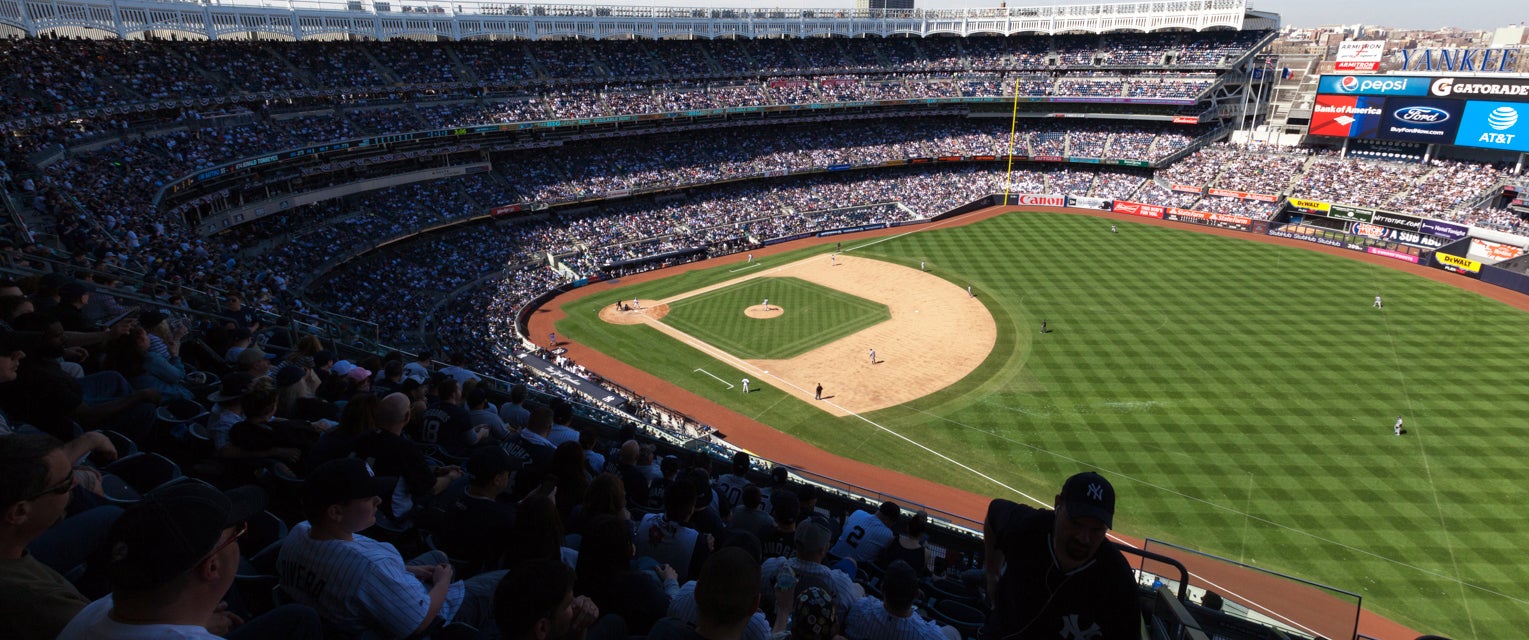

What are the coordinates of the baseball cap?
(274, 365, 306, 388)
(1060, 471, 1116, 529)
(208, 372, 255, 403)
(303, 458, 379, 512)
(236, 347, 274, 368)
(344, 366, 372, 383)
(313, 350, 337, 368)
(794, 521, 831, 554)
(467, 446, 519, 483)
(106, 482, 266, 591)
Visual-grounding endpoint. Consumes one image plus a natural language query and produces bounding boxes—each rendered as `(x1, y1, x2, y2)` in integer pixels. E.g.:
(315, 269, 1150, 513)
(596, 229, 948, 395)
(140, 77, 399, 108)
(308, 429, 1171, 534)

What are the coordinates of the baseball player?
(1374, 295, 1383, 309)
(830, 254, 836, 266)
(815, 383, 823, 400)
(633, 298, 641, 310)
(549, 331, 557, 346)
(742, 378, 750, 394)
(1111, 224, 1117, 234)
(967, 285, 973, 298)
(748, 253, 754, 263)
(868, 348, 876, 364)
(920, 260, 926, 271)
(1041, 320, 1047, 334)
(762, 298, 769, 311)
(1394, 416, 1404, 436)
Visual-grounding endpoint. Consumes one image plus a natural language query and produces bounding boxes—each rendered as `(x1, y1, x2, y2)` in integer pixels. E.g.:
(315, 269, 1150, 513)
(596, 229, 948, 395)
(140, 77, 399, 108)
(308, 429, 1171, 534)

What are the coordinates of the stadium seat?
(103, 452, 183, 493)
(928, 599, 985, 639)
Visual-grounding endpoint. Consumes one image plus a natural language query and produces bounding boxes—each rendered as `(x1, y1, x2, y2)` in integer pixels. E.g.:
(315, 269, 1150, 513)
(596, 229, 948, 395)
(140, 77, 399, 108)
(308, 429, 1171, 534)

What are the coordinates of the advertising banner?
(1112, 200, 1163, 219)
(1206, 188, 1276, 202)
(1349, 221, 1390, 238)
(1420, 219, 1469, 240)
(1335, 41, 1385, 72)
(1010, 194, 1067, 207)
(1435, 252, 1483, 272)
(1373, 98, 1463, 143)
(1428, 76, 1529, 103)
(1172, 116, 1201, 124)
(1368, 246, 1420, 263)
(1068, 196, 1113, 210)
(1471, 238, 1525, 262)
(1288, 198, 1331, 212)
(1369, 209, 1423, 231)
(1032, 155, 1064, 162)
(1267, 228, 1365, 251)
(1172, 184, 1204, 194)
(1453, 100, 1529, 152)
(1164, 207, 1252, 231)
(1310, 94, 1387, 138)
(1317, 75, 1430, 97)
(1327, 204, 1373, 222)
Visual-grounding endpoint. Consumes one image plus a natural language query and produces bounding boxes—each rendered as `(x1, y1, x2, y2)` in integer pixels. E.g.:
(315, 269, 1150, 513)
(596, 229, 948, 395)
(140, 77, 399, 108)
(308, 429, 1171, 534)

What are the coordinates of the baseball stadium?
(1, 1, 1527, 639)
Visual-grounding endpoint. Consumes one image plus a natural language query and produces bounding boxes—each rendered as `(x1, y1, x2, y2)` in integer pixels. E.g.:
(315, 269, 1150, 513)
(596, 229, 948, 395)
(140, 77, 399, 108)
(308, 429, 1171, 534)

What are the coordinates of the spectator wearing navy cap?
(981, 472, 1136, 640)
(277, 458, 505, 638)
(58, 481, 322, 639)
(435, 446, 520, 573)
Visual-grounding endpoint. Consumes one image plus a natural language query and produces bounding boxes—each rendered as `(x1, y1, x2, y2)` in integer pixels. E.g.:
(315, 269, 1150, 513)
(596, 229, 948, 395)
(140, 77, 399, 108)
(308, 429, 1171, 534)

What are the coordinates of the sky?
(627, 0, 1526, 31)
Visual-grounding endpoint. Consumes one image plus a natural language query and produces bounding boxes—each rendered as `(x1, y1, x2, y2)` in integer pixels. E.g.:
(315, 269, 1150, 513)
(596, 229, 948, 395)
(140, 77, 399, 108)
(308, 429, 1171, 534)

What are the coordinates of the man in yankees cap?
(981, 471, 1138, 640)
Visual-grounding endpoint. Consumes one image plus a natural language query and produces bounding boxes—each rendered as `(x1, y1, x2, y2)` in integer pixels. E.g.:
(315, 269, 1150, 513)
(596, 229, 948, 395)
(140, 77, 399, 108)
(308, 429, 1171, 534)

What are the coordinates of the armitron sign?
(1335, 40, 1385, 72)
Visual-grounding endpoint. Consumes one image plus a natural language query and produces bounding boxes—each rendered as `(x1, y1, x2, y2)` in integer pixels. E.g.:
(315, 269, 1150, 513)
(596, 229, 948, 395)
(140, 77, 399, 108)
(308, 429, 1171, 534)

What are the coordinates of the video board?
(1312, 74, 1529, 153)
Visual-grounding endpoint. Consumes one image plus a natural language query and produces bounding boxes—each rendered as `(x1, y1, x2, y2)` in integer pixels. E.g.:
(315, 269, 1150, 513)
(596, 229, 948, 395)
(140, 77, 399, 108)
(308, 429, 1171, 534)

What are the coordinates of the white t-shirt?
(57, 595, 221, 639)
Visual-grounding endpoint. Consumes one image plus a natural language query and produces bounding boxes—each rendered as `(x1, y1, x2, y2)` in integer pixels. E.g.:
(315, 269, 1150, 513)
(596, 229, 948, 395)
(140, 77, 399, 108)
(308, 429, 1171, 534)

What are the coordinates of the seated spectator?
(782, 586, 839, 640)
(716, 451, 752, 514)
(306, 392, 378, 470)
(101, 327, 195, 402)
(576, 514, 677, 634)
(498, 383, 531, 430)
(761, 522, 860, 628)
(552, 441, 591, 520)
(759, 489, 799, 560)
(494, 558, 605, 640)
(504, 404, 558, 474)
(417, 378, 484, 457)
(829, 501, 898, 566)
(372, 360, 407, 398)
(274, 364, 337, 425)
(60, 481, 322, 640)
(277, 458, 505, 638)
(0, 433, 120, 640)
(439, 353, 481, 385)
(730, 484, 774, 541)
(466, 387, 507, 440)
(504, 486, 575, 569)
(649, 547, 762, 640)
(613, 439, 651, 506)
(234, 346, 274, 380)
(402, 350, 432, 383)
(1, 314, 158, 440)
(567, 472, 629, 537)
(845, 560, 957, 640)
(220, 380, 311, 478)
(436, 446, 520, 573)
(635, 477, 712, 582)
(876, 510, 933, 576)
(353, 392, 461, 521)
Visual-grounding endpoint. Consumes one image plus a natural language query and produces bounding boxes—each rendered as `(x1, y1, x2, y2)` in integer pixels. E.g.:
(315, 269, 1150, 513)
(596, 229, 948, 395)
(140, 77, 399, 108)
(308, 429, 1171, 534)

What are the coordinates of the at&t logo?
(1488, 106, 1519, 131)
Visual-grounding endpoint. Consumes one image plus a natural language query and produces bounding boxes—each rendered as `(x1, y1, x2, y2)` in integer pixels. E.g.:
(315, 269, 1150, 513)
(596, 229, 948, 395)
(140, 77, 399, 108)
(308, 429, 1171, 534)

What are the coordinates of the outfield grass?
(556, 211, 1529, 638)
(664, 277, 890, 359)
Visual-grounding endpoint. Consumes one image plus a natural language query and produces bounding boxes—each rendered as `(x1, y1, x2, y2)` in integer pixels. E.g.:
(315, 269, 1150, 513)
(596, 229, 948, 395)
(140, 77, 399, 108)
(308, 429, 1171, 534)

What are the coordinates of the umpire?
(981, 472, 1138, 639)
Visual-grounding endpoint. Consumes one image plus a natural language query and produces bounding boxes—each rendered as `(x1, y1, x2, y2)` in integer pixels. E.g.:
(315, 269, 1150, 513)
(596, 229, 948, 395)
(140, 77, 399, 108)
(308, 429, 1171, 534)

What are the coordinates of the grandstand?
(2, 1, 1527, 638)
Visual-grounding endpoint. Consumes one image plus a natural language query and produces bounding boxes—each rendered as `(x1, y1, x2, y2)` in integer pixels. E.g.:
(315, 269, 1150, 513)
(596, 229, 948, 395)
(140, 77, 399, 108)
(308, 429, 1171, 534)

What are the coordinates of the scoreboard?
(1310, 74, 1529, 153)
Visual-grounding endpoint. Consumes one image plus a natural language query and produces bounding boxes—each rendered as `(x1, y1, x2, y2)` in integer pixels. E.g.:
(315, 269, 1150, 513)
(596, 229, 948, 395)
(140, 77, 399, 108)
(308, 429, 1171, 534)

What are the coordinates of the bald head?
(377, 392, 411, 433)
(619, 440, 639, 464)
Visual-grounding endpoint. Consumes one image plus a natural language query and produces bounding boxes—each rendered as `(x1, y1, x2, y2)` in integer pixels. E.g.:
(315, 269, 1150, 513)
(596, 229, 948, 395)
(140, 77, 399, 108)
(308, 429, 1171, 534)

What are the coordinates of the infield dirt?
(598, 253, 997, 416)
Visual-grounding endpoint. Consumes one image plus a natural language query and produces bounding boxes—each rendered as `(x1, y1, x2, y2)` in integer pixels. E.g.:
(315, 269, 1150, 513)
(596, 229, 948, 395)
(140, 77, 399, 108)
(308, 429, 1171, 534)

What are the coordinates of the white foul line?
(693, 368, 735, 389)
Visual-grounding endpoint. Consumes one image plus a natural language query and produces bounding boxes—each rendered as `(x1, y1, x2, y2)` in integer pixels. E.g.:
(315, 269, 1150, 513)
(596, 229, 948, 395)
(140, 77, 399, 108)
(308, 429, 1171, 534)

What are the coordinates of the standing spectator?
(981, 472, 1137, 640)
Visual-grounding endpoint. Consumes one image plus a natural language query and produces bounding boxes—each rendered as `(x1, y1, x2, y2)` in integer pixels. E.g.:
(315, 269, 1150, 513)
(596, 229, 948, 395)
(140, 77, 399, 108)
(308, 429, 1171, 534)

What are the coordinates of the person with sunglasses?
(57, 481, 322, 640)
(0, 432, 102, 640)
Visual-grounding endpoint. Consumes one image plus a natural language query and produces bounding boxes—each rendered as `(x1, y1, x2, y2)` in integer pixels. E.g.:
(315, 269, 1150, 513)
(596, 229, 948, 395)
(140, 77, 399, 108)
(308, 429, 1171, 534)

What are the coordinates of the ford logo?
(1394, 106, 1450, 123)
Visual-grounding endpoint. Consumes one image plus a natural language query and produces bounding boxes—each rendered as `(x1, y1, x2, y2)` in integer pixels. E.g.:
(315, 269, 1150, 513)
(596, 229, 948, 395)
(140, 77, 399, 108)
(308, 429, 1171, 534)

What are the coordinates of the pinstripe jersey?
(664, 581, 770, 640)
(845, 596, 949, 640)
(278, 522, 465, 639)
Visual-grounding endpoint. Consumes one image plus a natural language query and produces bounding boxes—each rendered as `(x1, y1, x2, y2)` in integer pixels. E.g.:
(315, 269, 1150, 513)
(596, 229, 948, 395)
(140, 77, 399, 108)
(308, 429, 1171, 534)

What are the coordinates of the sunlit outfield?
(555, 211, 1529, 639)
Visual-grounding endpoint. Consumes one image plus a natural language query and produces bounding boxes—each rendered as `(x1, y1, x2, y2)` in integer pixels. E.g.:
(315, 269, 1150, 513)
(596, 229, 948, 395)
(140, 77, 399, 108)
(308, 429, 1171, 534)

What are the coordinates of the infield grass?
(664, 277, 890, 359)
(555, 211, 1529, 639)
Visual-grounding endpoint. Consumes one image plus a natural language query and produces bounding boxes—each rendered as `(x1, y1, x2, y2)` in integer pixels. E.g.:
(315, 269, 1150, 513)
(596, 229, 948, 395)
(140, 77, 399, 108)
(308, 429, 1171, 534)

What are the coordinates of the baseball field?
(548, 209, 1529, 639)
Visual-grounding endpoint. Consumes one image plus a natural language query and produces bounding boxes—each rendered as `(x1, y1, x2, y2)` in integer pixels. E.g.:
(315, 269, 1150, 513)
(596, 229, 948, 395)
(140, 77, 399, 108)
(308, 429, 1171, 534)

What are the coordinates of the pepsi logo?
(1339, 76, 1359, 92)
(1394, 106, 1450, 123)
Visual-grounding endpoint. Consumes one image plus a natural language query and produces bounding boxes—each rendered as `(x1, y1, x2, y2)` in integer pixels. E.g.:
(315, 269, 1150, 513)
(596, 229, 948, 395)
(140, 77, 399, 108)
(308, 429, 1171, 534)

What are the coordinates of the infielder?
(633, 298, 641, 310)
(967, 285, 973, 298)
(815, 383, 823, 400)
(868, 348, 876, 364)
(920, 261, 926, 271)
(1374, 295, 1383, 309)
(549, 331, 557, 346)
(742, 378, 750, 394)
(830, 254, 835, 266)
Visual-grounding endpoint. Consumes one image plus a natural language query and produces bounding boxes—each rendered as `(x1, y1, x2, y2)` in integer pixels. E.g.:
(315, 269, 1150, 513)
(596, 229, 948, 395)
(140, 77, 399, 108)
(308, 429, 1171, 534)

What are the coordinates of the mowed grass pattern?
(557, 212, 1529, 638)
(664, 277, 890, 359)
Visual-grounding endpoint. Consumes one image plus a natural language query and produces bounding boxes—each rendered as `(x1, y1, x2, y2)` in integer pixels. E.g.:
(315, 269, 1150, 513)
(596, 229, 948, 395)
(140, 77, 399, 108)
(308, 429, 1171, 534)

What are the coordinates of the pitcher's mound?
(599, 301, 669, 325)
(745, 305, 784, 319)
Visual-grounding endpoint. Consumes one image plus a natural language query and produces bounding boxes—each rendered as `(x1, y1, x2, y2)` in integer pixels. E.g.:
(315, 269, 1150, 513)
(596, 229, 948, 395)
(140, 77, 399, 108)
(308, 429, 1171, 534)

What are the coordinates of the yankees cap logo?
(1087, 483, 1104, 501)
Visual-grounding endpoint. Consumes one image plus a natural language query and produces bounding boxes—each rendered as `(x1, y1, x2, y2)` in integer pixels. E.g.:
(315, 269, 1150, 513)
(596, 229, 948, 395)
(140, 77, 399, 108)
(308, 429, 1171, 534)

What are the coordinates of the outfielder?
(742, 378, 750, 394)
(1394, 416, 1404, 436)
(1374, 295, 1383, 309)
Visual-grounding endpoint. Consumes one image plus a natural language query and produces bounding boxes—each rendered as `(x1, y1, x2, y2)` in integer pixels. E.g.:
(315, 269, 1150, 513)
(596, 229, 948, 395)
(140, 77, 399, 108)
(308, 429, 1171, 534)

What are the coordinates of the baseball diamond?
(543, 206, 1529, 639)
